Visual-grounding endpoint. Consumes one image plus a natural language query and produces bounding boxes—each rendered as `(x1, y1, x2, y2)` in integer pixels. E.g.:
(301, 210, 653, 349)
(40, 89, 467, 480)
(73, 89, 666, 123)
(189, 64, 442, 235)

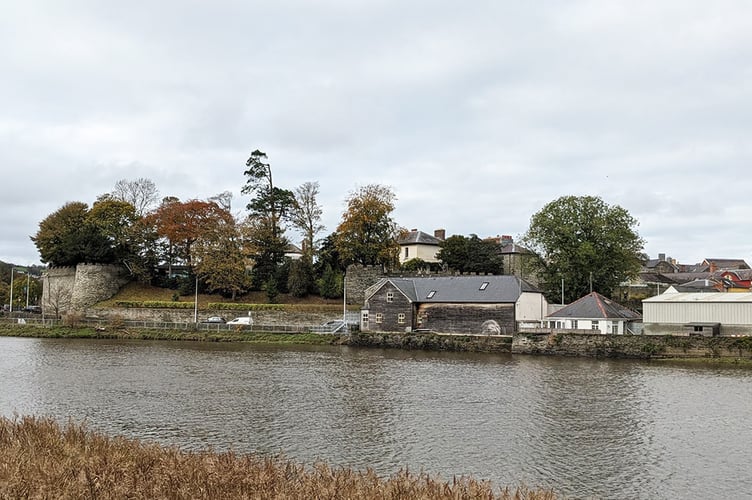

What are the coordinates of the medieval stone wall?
(43, 264, 130, 314)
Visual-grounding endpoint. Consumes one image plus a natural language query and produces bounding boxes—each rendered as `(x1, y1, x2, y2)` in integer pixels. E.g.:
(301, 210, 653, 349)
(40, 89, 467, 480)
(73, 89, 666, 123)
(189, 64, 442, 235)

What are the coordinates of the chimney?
(659, 253, 666, 261)
(434, 229, 446, 240)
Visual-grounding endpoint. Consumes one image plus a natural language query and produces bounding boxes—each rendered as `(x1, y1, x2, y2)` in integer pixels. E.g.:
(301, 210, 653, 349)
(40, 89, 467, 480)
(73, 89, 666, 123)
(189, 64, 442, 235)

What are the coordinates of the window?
(591, 322, 599, 331)
(572, 320, 578, 329)
(375, 313, 383, 323)
(479, 282, 489, 291)
(693, 325, 703, 332)
(404, 247, 409, 258)
(398, 313, 405, 324)
(612, 321, 619, 334)
(386, 291, 394, 303)
(426, 290, 436, 299)
(361, 311, 369, 328)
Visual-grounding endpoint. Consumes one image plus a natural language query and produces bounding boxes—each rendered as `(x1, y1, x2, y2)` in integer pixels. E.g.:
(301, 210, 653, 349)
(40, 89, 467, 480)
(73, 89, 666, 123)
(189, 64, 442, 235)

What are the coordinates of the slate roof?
(547, 292, 641, 320)
(398, 230, 442, 246)
(704, 258, 750, 269)
(500, 243, 530, 255)
(370, 275, 540, 304)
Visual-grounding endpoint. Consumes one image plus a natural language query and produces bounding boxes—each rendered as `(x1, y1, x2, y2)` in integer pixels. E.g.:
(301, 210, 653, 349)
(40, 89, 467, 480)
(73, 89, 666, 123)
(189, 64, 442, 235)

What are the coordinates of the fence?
(0, 317, 320, 334)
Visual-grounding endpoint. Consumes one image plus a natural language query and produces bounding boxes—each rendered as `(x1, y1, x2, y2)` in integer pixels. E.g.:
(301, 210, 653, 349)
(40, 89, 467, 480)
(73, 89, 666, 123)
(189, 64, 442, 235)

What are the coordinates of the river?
(1, 336, 750, 499)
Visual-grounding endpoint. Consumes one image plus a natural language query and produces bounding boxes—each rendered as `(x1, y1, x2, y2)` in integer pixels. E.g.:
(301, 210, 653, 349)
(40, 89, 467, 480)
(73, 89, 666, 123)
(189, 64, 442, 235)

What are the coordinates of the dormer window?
(426, 290, 436, 299)
(479, 282, 489, 291)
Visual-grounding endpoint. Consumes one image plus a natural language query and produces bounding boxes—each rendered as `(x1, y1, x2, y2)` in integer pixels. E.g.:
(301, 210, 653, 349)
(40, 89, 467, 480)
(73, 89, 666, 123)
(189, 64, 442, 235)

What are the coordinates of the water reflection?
(1, 337, 751, 499)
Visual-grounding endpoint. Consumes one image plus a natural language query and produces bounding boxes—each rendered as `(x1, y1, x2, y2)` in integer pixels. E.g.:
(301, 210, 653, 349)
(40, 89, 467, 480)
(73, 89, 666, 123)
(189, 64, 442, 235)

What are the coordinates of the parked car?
(23, 306, 42, 314)
(202, 316, 226, 324)
(227, 316, 253, 326)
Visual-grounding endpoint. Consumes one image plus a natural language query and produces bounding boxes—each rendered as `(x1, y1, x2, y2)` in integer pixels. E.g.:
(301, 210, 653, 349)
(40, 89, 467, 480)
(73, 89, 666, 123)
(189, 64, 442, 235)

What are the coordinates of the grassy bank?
(0, 324, 347, 345)
(0, 416, 555, 500)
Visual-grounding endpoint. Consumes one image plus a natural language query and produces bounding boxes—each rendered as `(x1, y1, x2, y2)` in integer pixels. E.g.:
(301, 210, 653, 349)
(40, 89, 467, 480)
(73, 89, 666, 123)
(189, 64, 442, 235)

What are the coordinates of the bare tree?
(43, 276, 72, 318)
(289, 181, 325, 265)
(209, 191, 233, 212)
(112, 178, 160, 216)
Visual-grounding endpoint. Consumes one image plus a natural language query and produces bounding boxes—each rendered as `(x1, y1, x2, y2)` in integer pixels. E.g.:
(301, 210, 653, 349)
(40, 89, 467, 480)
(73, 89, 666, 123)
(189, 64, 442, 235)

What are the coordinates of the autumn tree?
(437, 234, 504, 274)
(148, 199, 235, 271)
(193, 216, 249, 299)
(111, 178, 160, 216)
(334, 184, 400, 268)
(242, 150, 296, 288)
(521, 195, 644, 303)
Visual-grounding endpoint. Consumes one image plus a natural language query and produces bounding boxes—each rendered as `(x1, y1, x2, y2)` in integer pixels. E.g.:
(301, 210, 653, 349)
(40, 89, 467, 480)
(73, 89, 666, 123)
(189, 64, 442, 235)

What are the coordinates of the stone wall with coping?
(43, 264, 131, 314)
(86, 306, 344, 328)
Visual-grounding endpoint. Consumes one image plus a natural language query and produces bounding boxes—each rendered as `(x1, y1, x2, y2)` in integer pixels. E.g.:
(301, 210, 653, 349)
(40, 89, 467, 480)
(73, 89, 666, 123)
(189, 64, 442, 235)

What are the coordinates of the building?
(545, 291, 642, 335)
(361, 275, 547, 335)
(643, 289, 752, 336)
(397, 229, 444, 264)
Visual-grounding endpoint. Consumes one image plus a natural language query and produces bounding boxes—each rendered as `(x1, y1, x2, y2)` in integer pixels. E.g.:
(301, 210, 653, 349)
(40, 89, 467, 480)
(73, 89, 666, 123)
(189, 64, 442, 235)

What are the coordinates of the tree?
(521, 195, 645, 303)
(148, 199, 234, 270)
(437, 235, 504, 274)
(88, 197, 139, 263)
(32, 202, 114, 266)
(111, 178, 160, 216)
(193, 218, 249, 300)
(289, 181, 325, 266)
(242, 150, 296, 288)
(334, 184, 400, 267)
(287, 258, 313, 298)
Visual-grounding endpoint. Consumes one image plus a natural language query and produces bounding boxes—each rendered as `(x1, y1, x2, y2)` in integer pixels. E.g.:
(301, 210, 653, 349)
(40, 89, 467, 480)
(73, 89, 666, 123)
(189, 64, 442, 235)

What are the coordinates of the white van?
(227, 316, 253, 325)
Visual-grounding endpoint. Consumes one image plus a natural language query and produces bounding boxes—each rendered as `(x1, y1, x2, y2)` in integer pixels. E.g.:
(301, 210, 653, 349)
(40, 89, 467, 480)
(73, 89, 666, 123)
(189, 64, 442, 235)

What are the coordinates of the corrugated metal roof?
(644, 292, 752, 303)
(548, 292, 641, 320)
(372, 275, 539, 303)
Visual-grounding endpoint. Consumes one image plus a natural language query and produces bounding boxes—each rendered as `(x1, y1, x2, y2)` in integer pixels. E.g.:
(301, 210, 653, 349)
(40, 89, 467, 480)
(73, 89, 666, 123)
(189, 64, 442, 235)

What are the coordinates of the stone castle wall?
(44, 264, 130, 314)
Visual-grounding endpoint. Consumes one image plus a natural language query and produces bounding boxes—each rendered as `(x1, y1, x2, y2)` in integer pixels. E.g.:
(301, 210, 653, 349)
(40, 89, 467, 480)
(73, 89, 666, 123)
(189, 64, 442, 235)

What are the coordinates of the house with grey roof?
(361, 275, 547, 335)
(398, 229, 444, 264)
(545, 292, 642, 335)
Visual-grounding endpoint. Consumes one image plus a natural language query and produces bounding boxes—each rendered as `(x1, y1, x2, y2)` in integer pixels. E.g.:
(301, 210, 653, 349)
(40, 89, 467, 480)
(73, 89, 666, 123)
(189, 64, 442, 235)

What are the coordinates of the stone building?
(360, 275, 546, 335)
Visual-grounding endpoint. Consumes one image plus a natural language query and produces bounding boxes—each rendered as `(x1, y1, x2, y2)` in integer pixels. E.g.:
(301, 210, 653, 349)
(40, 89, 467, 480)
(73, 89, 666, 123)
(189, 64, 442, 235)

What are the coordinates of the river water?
(1, 336, 750, 499)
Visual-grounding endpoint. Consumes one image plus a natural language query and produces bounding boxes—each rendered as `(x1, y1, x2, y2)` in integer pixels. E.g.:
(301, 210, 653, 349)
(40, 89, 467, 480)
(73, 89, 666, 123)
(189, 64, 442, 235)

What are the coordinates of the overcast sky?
(2, 1, 751, 267)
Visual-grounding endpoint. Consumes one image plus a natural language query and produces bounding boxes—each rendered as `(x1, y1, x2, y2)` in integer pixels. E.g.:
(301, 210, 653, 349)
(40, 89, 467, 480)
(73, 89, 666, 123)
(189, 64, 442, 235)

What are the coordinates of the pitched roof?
(705, 258, 750, 268)
(369, 275, 540, 304)
(398, 230, 442, 246)
(547, 292, 641, 320)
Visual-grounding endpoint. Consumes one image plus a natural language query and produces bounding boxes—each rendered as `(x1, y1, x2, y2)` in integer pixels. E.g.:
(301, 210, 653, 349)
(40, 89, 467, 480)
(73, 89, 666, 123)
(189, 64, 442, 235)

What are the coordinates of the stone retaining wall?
(350, 332, 512, 353)
(86, 307, 344, 328)
(512, 332, 752, 359)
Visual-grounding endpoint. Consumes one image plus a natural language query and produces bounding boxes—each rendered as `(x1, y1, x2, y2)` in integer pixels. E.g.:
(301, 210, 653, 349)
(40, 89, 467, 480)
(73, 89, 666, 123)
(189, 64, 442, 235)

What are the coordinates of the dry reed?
(0, 416, 556, 500)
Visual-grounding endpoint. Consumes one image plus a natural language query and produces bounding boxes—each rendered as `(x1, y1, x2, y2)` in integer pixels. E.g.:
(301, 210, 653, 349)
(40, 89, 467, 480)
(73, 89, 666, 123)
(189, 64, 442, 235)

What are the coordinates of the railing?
(0, 316, 314, 334)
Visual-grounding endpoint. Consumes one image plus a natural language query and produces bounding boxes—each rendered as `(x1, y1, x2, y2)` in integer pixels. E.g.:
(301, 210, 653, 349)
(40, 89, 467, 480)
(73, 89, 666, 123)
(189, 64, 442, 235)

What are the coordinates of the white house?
(397, 229, 444, 264)
(545, 291, 642, 335)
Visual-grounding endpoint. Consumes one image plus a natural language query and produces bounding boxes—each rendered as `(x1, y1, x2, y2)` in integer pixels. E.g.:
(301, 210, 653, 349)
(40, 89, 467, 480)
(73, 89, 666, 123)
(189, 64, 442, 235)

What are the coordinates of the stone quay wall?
(512, 332, 752, 359)
(350, 331, 512, 353)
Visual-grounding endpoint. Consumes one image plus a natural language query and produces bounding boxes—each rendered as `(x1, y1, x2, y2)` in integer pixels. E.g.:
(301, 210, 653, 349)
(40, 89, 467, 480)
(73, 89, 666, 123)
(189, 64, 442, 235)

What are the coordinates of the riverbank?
(4, 324, 752, 364)
(0, 415, 555, 500)
(0, 324, 348, 345)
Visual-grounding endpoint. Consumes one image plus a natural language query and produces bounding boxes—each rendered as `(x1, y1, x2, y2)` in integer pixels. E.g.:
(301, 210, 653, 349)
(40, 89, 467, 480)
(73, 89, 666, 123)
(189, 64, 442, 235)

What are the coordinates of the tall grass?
(0, 416, 556, 499)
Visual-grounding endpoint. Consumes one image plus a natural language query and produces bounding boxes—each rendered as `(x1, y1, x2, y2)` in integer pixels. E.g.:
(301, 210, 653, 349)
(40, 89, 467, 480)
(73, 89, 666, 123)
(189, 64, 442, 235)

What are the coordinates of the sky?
(2, 1, 751, 267)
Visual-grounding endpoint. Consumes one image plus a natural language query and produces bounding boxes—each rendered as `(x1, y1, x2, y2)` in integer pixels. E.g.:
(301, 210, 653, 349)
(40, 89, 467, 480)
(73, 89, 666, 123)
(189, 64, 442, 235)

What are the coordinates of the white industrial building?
(642, 288, 752, 336)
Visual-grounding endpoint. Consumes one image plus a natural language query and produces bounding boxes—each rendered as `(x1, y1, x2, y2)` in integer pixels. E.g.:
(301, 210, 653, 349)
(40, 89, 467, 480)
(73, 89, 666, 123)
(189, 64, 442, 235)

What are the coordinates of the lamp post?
(9, 268, 14, 313)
